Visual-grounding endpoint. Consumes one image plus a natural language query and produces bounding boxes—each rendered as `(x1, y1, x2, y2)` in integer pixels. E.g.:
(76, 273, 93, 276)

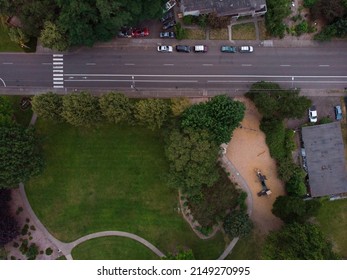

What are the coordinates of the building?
(180, 0, 267, 18)
(301, 122, 347, 198)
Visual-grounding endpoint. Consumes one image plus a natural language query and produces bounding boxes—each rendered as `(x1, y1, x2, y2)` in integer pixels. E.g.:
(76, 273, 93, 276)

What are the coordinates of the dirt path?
(226, 97, 285, 235)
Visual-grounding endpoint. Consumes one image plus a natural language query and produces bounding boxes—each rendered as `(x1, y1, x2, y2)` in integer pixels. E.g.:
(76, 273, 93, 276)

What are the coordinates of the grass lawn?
(209, 28, 229, 40)
(26, 121, 226, 259)
(72, 237, 160, 260)
(0, 21, 23, 52)
(185, 28, 206, 40)
(232, 23, 256, 40)
(315, 199, 347, 259)
(226, 231, 264, 260)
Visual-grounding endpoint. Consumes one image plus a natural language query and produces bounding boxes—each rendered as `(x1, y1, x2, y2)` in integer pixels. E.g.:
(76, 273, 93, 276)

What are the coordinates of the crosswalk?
(52, 54, 64, 89)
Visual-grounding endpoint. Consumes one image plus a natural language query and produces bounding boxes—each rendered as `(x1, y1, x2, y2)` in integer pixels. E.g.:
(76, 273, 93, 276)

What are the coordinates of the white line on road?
(42, 63, 52, 65)
(280, 64, 291, 67)
(2, 62, 13, 65)
(86, 63, 96, 65)
(53, 70, 64, 73)
(53, 74, 64, 77)
(53, 62, 63, 65)
(207, 80, 347, 84)
(163, 64, 174, 66)
(319, 65, 330, 67)
(65, 79, 198, 83)
(53, 86, 64, 88)
(53, 81, 64, 85)
(53, 54, 64, 57)
(0, 78, 6, 87)
(53, 58, 64, 61)
(53, 77, 64, 81)
(203, 64, 213, 66)
(53, 66, 64, 69)
(241, 64, 252, 67)
(124, 63, 135, 66)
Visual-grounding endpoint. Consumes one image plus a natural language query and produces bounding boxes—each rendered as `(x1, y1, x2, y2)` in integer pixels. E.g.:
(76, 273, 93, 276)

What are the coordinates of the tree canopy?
(0, 96, 13, 125)
(99, 92, 133, 124)
(0, 124, 44, 189)
(223, 210, 253, 238)
(263, 223, 339, 259)
(31, 92, 63, 122)
(181, 95, 245, 144)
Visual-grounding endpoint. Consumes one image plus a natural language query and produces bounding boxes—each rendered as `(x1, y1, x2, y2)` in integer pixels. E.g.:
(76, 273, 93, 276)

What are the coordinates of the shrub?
(26, 243, 39, 260)
(223, 210, 253, 238)
(45, 247, 53, 255)
(303, 0, 318, 7)
(183, 15, 194, 25)
(295, 21, 309, 36)
(174, 23, 187, 40)
(21, 224, 29, 236)
(30, 225, 36, 231)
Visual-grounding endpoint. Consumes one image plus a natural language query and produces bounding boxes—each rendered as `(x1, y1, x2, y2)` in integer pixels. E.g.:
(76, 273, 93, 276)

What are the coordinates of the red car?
(132, 27, 149, 37)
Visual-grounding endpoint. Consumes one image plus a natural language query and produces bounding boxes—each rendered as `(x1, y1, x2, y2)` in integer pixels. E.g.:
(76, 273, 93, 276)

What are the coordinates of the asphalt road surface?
(1, 44, 347, 93)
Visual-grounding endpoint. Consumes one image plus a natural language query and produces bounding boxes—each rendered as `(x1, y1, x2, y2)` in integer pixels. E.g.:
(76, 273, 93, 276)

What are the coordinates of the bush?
(295, 21, 309, 36)
(21, 224, 29, 236)
(174, 23, 187, 40)
(303, 0, 318, 7)
(26, 243, 39, 260)
(45, 247, 53, 255)
(223, 210, 253, 238)
(183, 15, 194, 25)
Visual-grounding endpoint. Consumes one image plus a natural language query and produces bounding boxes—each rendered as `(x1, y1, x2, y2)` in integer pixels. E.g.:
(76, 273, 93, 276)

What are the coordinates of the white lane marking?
(0, 78, 6, 87)
(124, 63, 135, 66)
(53, 62, 63, 65)
(53, 66, 64, 69)
(86, 63, 96, 65)
(53, 70, 64, 73)
(203, 64, 213, 66)
(53, 78, 64, 81)
(319, 65, 330, 67)
(53, 86, 64, 88)
(241, 64, 252, 67)
(53, 81, 64, 84)
(53, 74, 64, 77)
(65, 79, 198, 83)
(2, 62, 13, 65)
(280, 64, 291, 67)
(42, 63, 52, 65)
(53, 58, 63, 61)
(53, 54, 64, 57)
(207, 80, 347, 84)
(64, 74, 347, 78)
(163, 64, 174, 66)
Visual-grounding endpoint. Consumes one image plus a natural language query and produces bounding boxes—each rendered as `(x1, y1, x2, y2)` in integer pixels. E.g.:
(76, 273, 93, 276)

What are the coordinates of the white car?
(157, 45, 173, 53)
(193, 45, 208, 52)
(309, 106, 318, 123)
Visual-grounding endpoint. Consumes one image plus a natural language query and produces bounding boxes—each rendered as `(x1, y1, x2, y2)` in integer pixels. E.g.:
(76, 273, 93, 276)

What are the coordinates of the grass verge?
(258, 21, 268, 40)
(72, 237, 160, 260)
(209, 28, 229, 40)
(0, 20, 23, 52)
(26, 121, 226, 259)
(232, 23, 256, 40)
(315, 199, 347, 259)
(185, 28, 206, 40)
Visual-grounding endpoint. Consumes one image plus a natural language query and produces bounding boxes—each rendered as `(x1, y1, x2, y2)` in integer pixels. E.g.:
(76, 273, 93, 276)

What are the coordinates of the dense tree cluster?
(0, 189, 19, 247)
(223, 210, 253, 238)
(265, 0, 291, 38)
(0, 0, 164, 49)
(0, 96, 13, 125)
(263, 223, 339, 260)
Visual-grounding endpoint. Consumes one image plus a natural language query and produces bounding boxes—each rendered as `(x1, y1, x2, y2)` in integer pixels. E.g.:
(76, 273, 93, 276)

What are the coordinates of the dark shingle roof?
(302, 122, 347, 197)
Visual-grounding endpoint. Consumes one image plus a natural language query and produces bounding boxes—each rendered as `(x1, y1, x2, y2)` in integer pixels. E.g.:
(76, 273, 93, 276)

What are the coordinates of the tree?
(181, 95, 245, 144)
(170, 97, 191, 117)
(265, 0, 291, 38)
(163, 248, 195, 260)
(0, 124, 44, 189)
(99, 92, 133, 124)
(310, 0, 346, 24)
(285, 168, 307, 196)
(223, 210, 253, 238)
(263, 223, 339, 259)
(272, 196, 322, 223)
(0, 96, 13, 125)
(134, 98, 169, 130)
(165, 128, 219, 195)
(7, 27, 30, 48)
(61, 92, 102, 127)
(39, 21, 69, 51)
(31, 92, 63, 121)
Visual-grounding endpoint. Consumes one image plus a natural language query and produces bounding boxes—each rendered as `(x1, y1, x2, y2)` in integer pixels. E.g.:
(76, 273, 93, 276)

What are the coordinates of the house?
(301, 122, 347, 198)
(179, 0, 267, 18)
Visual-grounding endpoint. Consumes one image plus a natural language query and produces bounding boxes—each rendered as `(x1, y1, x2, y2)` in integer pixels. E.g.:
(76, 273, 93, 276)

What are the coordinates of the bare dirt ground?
(226, 97, 285, 235)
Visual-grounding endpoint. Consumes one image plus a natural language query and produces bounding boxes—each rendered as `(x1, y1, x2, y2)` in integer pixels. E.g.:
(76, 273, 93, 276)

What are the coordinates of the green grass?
(0, 20, 23, 52)
(315, 199, 347, 259)
(7, 96, 33, 127)
(26, 121, 226, 259)
(209, 28, 229, 40)
(232, 23, 256, 40)
(226, 231, 264, 260)
(72, 237, 160, 260)
(185, 28, 206, 40)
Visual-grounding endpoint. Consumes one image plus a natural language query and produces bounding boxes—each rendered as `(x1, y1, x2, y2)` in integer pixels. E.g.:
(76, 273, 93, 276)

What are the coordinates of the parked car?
(118, 27, 132, 38)
(132, 27, 149, 37)
(309, 106, 318, 123)
(163, 0, 176, 13)
(239, 45, 254, 53)
(176, 45, 191, 53)
(157, 45, 173, 53)
(163, 20, 176, 30)
(161, 11, 173, 23)
(334, 105, 343, 120)
(193, 45, 208, 53)
(160, 31, 175, 38)
(220, 45, 237, 53)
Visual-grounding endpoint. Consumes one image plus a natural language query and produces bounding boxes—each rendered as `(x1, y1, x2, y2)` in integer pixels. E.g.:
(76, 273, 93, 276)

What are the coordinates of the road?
(1, 43, 347, 94)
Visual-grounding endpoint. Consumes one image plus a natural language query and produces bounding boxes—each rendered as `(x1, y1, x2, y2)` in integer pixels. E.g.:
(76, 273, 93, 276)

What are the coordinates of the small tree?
(223, 210, 253, 238)
(39, 21, 69, 51)
(134, 98, 169, 130)
(170, 97, 191, 117)
(31, 92, 63, 121)
(99, 92, 133, 124)
(285, 168, 307, 196)
(7, 27, 30, 48)
(61, 92, 102, 127)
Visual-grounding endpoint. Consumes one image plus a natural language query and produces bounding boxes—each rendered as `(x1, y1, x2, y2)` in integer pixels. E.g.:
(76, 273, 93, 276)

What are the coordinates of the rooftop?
(302, 122, 347, 197)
